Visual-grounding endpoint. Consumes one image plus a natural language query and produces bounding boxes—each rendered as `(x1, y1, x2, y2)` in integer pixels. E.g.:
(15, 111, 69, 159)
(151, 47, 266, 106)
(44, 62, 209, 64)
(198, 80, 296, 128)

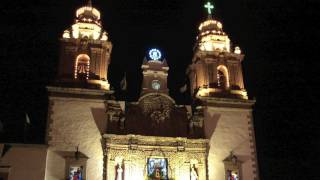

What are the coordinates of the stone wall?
(0, 144, 47, 180)
(46, 96, 108, 180)
(204, 106, 257, 180)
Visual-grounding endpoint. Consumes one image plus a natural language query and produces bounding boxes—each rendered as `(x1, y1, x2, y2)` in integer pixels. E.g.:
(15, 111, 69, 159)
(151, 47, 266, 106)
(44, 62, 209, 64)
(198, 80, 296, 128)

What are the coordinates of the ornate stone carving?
(139, 94, 173, 124)
(106, 101, 124, 129)
(103, 134, 209, 180)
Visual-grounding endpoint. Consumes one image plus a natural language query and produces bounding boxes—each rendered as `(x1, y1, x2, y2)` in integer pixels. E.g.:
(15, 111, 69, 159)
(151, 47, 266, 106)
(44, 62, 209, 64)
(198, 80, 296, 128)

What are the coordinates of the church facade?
(0, 1, 259, 180)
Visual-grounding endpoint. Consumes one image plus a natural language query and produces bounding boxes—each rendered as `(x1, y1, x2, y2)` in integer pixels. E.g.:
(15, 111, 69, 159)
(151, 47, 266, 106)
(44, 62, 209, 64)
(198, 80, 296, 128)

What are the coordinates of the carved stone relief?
(104, 134, 209, 180)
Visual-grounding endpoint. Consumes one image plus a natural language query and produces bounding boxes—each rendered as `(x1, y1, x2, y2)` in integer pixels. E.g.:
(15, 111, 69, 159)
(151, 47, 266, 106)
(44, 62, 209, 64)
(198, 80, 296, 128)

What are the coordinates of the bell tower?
(45, 2, 114, 180)
(57, 0, 112, 90)
(141, 48, 169, 95)
(187, 2, 259, 180)
(188, 2, 247, 99)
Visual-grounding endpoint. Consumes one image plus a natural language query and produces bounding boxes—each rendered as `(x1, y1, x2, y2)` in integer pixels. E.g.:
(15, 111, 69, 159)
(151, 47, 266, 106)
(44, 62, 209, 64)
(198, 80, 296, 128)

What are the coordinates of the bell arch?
(217, 65, 230, 89)
(75, 54, 90, 80)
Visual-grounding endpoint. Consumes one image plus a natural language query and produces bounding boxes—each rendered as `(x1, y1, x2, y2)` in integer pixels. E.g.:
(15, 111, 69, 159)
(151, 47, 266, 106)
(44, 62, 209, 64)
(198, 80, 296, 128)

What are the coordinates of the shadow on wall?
(91, 108, 108, 134)
(204, 113, 221, 139)
(234, 154, 251, 163)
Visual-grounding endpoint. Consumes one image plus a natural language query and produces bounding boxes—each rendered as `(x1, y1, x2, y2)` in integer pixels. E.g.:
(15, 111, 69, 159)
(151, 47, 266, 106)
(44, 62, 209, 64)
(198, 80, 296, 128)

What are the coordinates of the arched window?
(75, 54, 90, 80)
(217, 65, 230, 89)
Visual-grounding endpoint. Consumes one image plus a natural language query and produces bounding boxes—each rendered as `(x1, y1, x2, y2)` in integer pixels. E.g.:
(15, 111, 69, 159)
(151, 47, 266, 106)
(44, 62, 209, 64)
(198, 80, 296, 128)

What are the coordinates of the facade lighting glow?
(76, 6, 101, 20)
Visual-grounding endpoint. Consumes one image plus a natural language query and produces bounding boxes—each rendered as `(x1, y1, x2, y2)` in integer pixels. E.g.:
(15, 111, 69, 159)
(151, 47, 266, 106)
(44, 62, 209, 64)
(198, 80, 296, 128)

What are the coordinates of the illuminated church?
(0, 1, 259, 180)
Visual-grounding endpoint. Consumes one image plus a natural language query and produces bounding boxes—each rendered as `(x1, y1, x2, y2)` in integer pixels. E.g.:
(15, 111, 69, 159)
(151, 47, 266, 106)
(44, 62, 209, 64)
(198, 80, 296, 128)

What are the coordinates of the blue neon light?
(148, 49, 162, 61)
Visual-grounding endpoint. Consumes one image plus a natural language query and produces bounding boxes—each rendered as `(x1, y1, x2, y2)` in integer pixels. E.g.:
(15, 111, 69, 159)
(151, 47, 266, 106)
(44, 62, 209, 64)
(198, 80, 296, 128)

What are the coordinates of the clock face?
(152, 80, 161, 90)
(148, 49, 162, 61)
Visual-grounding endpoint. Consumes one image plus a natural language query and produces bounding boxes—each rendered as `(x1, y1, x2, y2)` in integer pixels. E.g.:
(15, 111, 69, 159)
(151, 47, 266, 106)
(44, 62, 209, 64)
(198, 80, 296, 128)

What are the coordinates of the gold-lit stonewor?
(0, 1, 259, 180)
(189, 1, 248, 99)
(57, 0, 112, 90)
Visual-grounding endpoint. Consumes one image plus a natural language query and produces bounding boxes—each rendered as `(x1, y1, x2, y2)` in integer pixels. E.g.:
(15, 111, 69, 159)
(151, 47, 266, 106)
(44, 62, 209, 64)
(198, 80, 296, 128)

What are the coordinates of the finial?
(88, 0, 92, 7)
(75, 144, 80, 160)
(204, 1, 214, 16)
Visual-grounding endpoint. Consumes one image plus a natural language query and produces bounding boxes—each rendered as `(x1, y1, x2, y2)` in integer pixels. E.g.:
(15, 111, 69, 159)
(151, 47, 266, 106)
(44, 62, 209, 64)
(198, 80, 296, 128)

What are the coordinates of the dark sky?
(0, 0, 318, 179)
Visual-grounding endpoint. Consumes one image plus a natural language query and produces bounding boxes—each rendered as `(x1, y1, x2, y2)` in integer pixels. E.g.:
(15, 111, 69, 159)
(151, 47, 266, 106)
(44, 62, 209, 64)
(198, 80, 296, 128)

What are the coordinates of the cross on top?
(204, 2, 214, 15)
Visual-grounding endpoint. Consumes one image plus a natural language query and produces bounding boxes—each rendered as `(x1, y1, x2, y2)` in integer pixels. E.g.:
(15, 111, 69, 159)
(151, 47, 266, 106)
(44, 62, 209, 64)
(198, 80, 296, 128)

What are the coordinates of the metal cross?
(204, 2, 214, 15)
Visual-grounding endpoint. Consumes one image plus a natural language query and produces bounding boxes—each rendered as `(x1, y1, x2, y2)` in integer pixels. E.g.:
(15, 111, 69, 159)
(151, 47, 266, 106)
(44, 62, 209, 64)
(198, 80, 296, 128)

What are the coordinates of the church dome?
(76, 5, 101, 24)
(196, 17, 231, 52)
(64, 0, 107, 40)
(198, 18, 224, 35)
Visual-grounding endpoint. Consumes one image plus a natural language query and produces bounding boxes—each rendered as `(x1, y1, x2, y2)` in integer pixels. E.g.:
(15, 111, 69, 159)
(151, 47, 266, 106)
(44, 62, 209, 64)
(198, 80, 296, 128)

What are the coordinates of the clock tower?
(141, 48, 169, 95)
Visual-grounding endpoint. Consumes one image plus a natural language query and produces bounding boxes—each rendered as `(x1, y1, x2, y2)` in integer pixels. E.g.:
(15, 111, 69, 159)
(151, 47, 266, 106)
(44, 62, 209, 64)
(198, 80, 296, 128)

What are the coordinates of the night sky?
(0, 0, 318, 179)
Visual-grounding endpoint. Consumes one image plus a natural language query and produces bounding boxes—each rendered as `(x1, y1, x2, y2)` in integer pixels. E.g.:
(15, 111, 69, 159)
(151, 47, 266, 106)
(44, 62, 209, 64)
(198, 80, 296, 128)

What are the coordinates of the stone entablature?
(103, 134, 209, 180)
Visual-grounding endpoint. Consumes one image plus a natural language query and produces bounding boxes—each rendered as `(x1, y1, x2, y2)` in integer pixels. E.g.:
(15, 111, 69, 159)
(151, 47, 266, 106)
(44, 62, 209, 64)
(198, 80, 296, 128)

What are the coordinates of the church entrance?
(104, 134, 208, 180)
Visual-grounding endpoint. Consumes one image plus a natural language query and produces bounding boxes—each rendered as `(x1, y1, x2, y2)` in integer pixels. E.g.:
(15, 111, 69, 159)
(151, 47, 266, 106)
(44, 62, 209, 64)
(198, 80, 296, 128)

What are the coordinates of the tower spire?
(87, 0, 92, 7)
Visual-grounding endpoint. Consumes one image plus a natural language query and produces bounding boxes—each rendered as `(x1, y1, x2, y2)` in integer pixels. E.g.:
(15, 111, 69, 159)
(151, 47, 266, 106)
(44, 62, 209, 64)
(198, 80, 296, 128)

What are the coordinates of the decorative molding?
(103, 134, 209, 180)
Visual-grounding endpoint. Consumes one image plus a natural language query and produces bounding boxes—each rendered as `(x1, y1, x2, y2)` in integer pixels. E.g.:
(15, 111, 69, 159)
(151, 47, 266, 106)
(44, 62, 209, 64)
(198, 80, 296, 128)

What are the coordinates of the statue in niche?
(190, 165, 198, 180)
(189, 120, 194, 135)
(116, 164, 123, 180)
(119, 112, 125, 130)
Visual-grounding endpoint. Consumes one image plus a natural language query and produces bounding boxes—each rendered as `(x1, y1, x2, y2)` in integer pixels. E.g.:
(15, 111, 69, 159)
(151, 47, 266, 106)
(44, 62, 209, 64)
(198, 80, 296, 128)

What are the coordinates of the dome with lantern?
(62, 0, 108, 41)
(196, 2, 233, 53)
(76, 0, 101, 24)
(197, 17, 231, 52)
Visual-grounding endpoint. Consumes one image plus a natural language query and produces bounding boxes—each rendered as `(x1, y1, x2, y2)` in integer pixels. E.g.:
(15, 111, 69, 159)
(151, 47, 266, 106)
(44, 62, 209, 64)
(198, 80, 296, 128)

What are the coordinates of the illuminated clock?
(152, 80, 161, 90)
(149, 49, 162, 61)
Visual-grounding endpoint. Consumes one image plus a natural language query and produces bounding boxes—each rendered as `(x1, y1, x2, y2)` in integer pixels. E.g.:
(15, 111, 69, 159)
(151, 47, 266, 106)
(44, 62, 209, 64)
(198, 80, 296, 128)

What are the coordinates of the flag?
(120, 73, 127, 91)
(179, 83, 187, 93)
(0, 120, 3, 133)
(25, 113, 31, 124)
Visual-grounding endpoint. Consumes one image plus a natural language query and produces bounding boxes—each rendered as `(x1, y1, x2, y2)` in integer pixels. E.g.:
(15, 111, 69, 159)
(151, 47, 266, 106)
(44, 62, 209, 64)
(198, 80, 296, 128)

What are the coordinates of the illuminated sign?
(148, 49, 162, 61)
